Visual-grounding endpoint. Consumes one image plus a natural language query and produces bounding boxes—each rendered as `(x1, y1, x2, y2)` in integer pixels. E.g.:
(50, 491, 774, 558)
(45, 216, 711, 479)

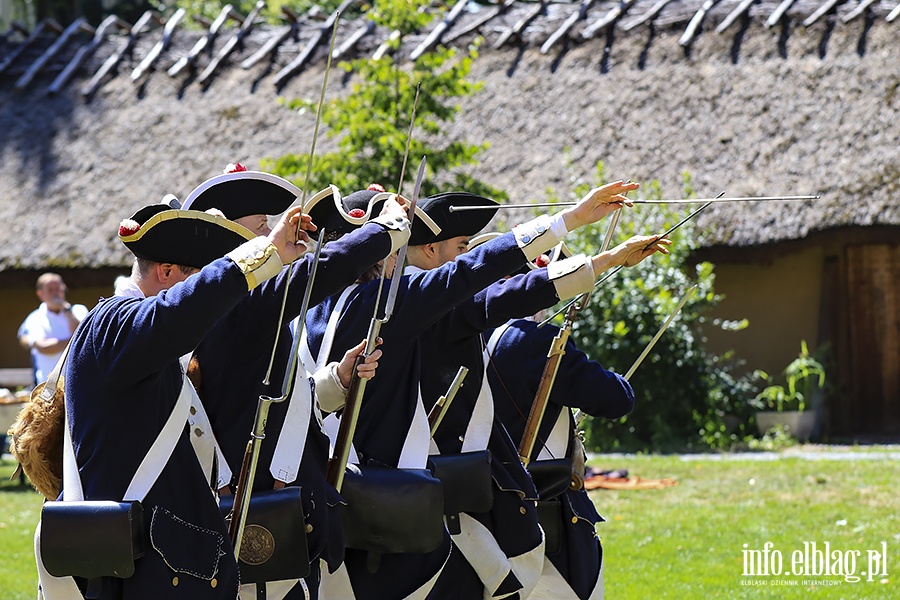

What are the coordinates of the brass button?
(572, 516, 579, 524)
(519, 506, 527, 515)
(305, 524, 314, 533)
(210, 578, 217, 588)
(172, 577, 179, 587)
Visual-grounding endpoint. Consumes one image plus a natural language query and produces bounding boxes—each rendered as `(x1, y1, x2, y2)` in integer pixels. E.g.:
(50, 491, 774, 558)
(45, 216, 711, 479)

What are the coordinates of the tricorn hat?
(119, 203, 255, 269)
(304, 185, 441, 243)
(182, 166, 300, 220)
(410, 192, 498, 246)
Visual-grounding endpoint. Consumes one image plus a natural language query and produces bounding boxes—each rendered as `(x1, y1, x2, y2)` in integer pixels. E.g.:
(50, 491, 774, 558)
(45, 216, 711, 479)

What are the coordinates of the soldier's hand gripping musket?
(326, 157, 427, 492)
(228, 218, 323, 556)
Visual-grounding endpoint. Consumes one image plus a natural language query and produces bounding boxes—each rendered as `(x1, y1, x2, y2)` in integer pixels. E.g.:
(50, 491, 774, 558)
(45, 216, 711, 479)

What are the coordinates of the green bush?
(542, 162, 756, 452)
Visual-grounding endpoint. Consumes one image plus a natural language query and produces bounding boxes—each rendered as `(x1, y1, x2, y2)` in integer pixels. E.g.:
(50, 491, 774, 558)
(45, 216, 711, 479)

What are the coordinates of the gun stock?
(518, 306, 575, 465)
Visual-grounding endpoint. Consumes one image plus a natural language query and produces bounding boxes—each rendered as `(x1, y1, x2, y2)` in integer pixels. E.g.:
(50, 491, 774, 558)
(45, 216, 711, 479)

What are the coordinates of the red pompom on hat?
(223, 162, 248, 174)
(367, 183, 385, 192)
(118, 219, 141, 237)
(534, 254, 550, 268)
(348, 208, 366, 218)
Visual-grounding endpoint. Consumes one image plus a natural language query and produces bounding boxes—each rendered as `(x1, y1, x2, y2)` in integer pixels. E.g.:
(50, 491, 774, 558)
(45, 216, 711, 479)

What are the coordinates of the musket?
(230, 12, 341, 561)
(573, 284, 698, 424)
(228, 235, 326, 556)
(260, 12, 341, 386)
(624, 285, 697, 381)
(518, 299, 578, 466)
(517, 193, 626, 463)
(326, 156, 427, 491)
(448, 195, 819, 212)
(428, 366, 469, 437)
(539, 195, 722, 328)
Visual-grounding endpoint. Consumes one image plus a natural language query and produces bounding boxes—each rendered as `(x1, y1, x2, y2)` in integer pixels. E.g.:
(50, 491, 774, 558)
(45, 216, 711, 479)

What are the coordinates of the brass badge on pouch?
(239, 524, 276, 565)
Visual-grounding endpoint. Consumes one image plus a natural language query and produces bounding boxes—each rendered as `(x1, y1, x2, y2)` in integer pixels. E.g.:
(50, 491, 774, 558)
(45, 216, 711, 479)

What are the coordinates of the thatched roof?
(0, 1, 898, 273)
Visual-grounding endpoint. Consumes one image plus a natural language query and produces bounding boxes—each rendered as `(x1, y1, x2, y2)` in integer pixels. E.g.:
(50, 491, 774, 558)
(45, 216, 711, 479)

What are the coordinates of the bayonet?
(574, 285, 698, 425)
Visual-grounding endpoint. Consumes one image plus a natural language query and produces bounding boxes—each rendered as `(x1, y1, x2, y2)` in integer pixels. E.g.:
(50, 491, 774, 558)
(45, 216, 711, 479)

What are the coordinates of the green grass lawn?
(0, 449, 896, 599)
(594, 451, 898, 599)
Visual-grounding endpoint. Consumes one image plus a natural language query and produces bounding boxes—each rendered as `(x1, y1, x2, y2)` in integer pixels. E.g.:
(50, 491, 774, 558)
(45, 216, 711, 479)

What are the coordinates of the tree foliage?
(263, 0, 504, 200)
(545, 162, 756, 452)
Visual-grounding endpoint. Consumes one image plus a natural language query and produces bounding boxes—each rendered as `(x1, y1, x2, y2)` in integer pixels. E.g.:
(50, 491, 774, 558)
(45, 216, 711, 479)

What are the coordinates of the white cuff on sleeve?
(513, 214, 562, 261)
(313, 362, 348, 413)
(548, 255, 596, 301)
(370, 214, 412, 254)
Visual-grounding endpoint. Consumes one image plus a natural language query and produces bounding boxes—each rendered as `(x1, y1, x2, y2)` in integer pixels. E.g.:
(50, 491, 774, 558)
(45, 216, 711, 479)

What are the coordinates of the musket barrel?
(448, 195, 819, 212)
(326, 317, 381, 491)
(624, 285, 697, 381)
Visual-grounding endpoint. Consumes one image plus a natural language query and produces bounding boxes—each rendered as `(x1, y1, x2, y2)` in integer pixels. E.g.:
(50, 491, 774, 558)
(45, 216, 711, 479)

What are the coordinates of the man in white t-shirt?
(17, 273, 88, 385)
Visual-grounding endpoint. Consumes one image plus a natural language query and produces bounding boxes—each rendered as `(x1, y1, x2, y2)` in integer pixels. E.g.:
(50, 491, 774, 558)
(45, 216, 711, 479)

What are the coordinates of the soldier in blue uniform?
(181, 167, 411, 600)
(486, 315, 633, 600)
(303, 180, 654, 600)
(36, 199, 311, 599)
(407, 184, 669, 600)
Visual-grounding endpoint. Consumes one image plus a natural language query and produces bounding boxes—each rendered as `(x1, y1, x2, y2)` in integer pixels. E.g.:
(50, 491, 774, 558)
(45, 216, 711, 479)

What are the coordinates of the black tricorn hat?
(467, 233, 574, 276)
(119, 203, 255, 269)
(304, 186, 441, 243)
(181, 170, 300, 220)
(409, 192, 498, 246)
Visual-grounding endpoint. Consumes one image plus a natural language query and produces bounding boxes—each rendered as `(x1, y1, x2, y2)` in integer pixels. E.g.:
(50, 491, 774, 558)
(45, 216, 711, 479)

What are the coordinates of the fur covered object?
(8, 381, 64, 500)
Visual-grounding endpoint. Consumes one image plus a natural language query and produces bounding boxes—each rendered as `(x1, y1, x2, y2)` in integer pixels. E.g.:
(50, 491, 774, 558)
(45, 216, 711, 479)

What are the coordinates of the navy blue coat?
(304, 232, 532, 599)
(486, 318, 634, 599)
(65, 257, 256, 599)
(194, 221, 394, 578)
(422, 269, 561, 599)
